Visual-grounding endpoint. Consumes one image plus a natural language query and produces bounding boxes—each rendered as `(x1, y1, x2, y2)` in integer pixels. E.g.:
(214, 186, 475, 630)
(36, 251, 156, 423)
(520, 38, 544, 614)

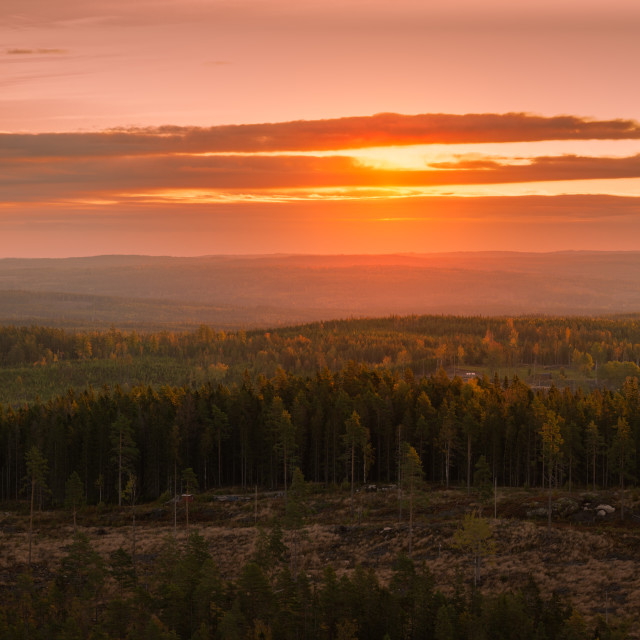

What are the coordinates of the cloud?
(1, 150, 639, 204)
(429, 159, 506, 170)
(5, 0, 637, 33)
(2, 113, 640, 158)
(0, 69, 87, 89)
(424, 154, 640, 183)
(5, 48, 68, 55)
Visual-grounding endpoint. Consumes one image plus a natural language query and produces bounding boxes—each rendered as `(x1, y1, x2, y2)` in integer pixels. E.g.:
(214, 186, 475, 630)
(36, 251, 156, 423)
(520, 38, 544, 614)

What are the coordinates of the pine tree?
(473, 455, 493, 504)
(452, 510, 495, 587)
(400, 443, 424, 558)
(539, 411, 564, 532)
(270, 398, 297, 504)
(585, 421, 601, 491)
(25, 446, 48, 568)
(110, 414, 138, 507)
(64, 471, 84, 535)
(122, 473, 138, 561)
(610, 417, 633, 520)
(343, 410, 370, 517)
(285, 467, 309, 575)
(181, 467, 198, 535)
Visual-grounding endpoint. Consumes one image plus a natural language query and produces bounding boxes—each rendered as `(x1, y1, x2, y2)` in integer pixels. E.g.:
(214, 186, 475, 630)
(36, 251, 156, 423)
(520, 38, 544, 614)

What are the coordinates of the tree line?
(2, 363, 639, 506)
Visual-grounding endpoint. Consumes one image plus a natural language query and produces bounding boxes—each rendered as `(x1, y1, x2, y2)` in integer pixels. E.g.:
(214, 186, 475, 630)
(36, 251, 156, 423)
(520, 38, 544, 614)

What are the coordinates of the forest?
(1, 315, 640, 638)
(3, 314, 640, 406)
(3, 359, 639, 504)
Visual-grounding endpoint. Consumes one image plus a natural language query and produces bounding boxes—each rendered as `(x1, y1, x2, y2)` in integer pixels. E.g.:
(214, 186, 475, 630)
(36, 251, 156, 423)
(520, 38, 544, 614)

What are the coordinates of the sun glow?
(122, 187, 432, 204)
(191, 138, 640, 174)
(119, 176, 640, 206)
(346, 139, 640, 171)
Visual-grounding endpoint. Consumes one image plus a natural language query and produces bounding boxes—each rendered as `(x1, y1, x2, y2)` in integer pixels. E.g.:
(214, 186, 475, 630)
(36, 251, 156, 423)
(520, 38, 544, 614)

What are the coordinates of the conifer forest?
(0, 315, 639, 639)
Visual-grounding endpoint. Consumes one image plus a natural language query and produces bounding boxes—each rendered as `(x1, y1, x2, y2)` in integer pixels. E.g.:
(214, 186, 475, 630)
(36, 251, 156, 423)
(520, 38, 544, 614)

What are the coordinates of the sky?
(1, 0, 639, 257)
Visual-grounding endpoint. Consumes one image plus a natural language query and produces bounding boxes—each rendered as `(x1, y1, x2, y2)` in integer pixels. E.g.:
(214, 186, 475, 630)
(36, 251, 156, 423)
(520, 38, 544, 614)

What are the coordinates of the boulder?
(596, 504, 615, 514)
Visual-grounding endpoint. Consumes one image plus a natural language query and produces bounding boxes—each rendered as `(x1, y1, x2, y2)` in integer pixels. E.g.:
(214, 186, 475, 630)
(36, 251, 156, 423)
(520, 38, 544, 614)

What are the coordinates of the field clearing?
(2, 486, 639, 636)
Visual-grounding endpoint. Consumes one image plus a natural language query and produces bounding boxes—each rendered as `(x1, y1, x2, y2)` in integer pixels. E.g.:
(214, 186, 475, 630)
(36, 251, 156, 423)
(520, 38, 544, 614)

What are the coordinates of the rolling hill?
(2, 251, 640, 329)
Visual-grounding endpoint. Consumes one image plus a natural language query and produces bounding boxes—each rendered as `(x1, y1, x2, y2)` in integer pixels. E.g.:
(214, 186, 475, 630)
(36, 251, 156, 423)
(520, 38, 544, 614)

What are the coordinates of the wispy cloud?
(5, 48, 68, 55)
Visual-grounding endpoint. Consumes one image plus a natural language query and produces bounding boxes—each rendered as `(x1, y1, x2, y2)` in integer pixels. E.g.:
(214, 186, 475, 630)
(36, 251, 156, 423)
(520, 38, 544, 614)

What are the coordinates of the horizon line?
(2, 249, 640, 261)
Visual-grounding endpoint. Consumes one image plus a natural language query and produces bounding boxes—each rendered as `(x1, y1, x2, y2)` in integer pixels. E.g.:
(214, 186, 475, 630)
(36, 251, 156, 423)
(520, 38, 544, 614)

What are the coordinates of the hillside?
(2, 252, 640, 329)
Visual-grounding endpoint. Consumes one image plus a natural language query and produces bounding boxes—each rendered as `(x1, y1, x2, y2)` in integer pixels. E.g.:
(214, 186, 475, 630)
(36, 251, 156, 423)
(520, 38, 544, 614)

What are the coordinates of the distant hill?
(1, 252, 640, 329)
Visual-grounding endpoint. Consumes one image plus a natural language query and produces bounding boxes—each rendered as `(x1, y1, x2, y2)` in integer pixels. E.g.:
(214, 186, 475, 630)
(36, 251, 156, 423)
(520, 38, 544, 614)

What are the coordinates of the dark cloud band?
(2, 112, 640, 158)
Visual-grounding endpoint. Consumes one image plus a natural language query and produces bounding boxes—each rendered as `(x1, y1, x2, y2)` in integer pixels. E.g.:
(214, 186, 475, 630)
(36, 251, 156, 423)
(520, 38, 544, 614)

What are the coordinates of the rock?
(596, 504, 615, 514)
(597, 509, 607, 517)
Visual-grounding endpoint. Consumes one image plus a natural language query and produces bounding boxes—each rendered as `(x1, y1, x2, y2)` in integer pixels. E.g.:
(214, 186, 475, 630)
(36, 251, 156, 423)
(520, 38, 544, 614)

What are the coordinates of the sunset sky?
(2, 0, 639, 257)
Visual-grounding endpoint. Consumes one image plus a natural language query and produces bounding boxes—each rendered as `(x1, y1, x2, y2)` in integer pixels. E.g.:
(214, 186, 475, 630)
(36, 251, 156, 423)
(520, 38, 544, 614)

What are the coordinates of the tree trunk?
(132, 507, 136, 565)
(173, 462, 177, 538)
(445, 443, 450, 488)
(118, 431, 123, 507)
(569, 452, 572, 494)
(547, 471, 552, 533)
(350, 442, 355, 517)
(620, 458, 625, 521)
(408, 478, 413, 558)
(467, 433, 471, 495)
(28, 478, 35, 568)
(283, 442, 288, 505)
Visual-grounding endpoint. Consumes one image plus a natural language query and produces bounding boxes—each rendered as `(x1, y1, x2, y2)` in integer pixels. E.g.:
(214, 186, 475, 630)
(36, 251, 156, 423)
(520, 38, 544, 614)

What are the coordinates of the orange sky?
(2, 0, 639, 257)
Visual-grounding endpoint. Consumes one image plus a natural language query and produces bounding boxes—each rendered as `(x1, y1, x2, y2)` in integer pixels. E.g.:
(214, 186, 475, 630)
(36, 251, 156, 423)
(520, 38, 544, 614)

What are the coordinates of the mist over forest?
(2, 251, 640, 329)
